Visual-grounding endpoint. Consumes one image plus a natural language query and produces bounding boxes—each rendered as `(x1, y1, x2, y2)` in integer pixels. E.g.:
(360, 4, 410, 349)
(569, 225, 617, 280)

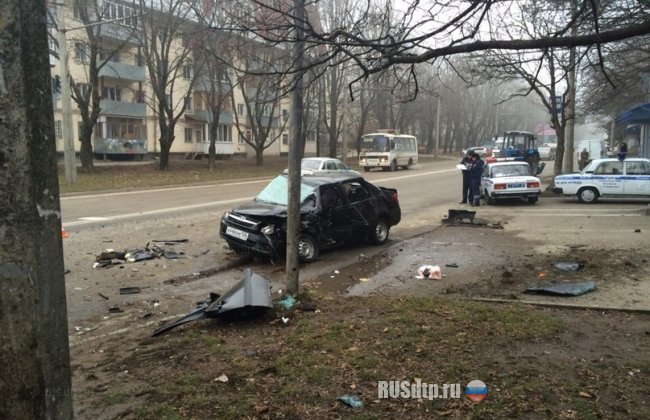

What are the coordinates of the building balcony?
(101, 22, 140, 44)
(100, 100, 147, 118)
(99, 61, 145, 82)
(184, 110, 234, 125)
(93, 138, 147, 155)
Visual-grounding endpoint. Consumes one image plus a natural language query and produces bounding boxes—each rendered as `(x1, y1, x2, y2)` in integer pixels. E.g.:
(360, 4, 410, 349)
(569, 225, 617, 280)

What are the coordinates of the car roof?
(589, 158, 649, 164)
(302, 157, 341, 162)
(278, 173, 362, 187)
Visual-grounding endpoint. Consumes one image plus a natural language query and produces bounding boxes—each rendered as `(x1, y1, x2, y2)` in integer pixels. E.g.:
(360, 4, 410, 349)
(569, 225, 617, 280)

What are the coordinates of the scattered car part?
(524, 281, 597, 296)
(152, 269, 272, 337)
(553, 262, 585, 271)
(119, 287, 141, 295)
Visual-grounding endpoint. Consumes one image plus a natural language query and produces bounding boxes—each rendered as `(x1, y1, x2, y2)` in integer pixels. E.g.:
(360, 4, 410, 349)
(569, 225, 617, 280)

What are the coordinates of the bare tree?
(230, 45, 289, 165)
(138, 0, 205, 170)
(65, 0, 139, 171)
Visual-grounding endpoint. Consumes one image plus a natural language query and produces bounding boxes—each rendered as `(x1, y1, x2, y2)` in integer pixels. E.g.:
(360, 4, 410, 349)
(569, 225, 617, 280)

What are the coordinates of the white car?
(481, 160, 542, 204)
(553, 158, 650, 203)
(284, 157, 361, 177)
(538, 143, 557, 160)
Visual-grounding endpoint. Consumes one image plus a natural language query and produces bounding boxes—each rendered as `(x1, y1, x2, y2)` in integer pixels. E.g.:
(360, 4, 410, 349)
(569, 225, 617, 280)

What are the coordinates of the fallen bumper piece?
(152, 268, 272, 337)
(524, 281, 596, 297)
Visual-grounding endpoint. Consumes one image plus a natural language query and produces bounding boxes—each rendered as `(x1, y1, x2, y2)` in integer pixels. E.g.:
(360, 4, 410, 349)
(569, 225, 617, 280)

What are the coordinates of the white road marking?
(66, 197, 252, 227)
(79, 217, 110, 221)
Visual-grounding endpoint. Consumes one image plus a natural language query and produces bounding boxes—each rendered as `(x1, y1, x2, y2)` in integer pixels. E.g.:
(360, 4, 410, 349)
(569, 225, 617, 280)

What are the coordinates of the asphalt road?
(60, 159, 650, 329)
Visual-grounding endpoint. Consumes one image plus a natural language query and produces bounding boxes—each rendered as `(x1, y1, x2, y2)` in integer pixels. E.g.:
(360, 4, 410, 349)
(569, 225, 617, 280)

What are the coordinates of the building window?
(237, 103, 245, 116)
(76, 83, 91, 100)
(182, 63, 193, 80)
(55, 120, 63, 139)
(282, 109, 288, 122)
(102, 87, 121, 101)
(196, 129, 204, 142)
(184, 128, 193, 143)
(184, 95, 192, 111)
(282, 133, 288, 145)
(74, 43, 88, 62)
(73, 0, 85, 20)
(104, 1, 138, 28)
(238, 132, 245, 144)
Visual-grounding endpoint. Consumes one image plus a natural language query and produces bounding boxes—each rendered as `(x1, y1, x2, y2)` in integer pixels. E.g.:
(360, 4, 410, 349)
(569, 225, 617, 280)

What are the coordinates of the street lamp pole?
(57, 6, 76, 184)
(434, 94, 441, 158)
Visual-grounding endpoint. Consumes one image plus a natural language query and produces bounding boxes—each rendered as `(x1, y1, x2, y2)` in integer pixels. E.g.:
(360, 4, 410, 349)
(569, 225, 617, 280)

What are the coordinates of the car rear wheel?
(298, 233, 319, 262)
(578, 187, 598, 203)
(527, 196, 539, 204)
(485, 191, 496, 205)
(364, 167, 371, 172)
(370, 218, 390, 245)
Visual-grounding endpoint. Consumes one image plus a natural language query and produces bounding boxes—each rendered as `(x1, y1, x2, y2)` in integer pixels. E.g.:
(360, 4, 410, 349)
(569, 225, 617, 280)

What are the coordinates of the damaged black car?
(220, 174, 401, 262)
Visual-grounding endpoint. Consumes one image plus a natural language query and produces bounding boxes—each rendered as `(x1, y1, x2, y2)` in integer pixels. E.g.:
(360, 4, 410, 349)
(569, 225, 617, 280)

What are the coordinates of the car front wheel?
(370, 218, 390, 245)
(298, 233, 319, 262)
(578, 187, 598, 203)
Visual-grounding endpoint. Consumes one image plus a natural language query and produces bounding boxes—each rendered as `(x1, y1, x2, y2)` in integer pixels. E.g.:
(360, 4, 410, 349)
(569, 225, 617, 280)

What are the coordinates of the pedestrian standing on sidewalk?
(459, 151, 472, 204)
(468, 152, 484, 206)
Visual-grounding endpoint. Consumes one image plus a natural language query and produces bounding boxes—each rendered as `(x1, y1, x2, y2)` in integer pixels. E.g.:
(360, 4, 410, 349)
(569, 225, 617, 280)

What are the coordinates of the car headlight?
(222, 212, 230, 221)
(261, 225, 275, 235)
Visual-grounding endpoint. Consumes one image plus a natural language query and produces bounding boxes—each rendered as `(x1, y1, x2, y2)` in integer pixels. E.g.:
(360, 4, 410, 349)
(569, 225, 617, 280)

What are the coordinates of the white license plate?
(508, 183, 525, 188)
(226, 226, 249, 241)
(368, 159, 378, 165)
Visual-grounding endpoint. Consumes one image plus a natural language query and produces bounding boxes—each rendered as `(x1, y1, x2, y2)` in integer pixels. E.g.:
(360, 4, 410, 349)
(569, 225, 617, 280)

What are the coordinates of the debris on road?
(214, 374, 229, 383)
(152, 269, 272, 337)
(416, 265, 442, 280)
(108, 305, 124, 313)
(337, 394, 363, 408)
(94, 241, 189, 268)
(119, 287, 141, 295)
(553, 261, 585, 271)
(443, 209, 476, 225)
(524, 281, 597, 297)
(152, 239, 189, 244)
(98, 293, 109, 300)
(445, 263, 459, 268)
(279, 294, 296, 310)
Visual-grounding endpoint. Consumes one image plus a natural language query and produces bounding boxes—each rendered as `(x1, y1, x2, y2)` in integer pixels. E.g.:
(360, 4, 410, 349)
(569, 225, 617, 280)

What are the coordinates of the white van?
(576, 139, 606, 161)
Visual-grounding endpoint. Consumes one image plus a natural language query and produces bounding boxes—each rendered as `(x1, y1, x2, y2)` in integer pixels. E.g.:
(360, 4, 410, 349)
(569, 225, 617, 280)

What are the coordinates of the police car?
(553, 158, 650, 203)
(481, 158, 542, 204)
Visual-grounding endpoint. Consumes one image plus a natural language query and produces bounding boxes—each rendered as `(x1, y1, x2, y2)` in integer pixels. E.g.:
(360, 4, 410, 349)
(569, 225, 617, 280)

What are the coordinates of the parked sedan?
(220, 174, 401, 262)
(283, 157, 361, 177)
(553, 158, 650, 203)
(481, 160, 542, 204)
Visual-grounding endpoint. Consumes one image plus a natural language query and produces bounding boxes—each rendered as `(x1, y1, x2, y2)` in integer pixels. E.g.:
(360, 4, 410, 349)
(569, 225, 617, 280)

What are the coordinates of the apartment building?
(49, 0, 316, 160)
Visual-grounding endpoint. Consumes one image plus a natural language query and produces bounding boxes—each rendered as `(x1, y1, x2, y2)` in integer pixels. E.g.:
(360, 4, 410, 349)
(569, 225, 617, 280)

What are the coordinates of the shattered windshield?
(361, 135, 391, 152)
(255, 176, 317, 206)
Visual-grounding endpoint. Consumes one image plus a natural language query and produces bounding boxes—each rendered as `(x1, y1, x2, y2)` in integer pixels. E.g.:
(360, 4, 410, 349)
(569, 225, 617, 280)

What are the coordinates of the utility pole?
(434, 94, 441, 157)
(57, 3, 77, 183)
(286, 0, 306, 294)
(1, 0, 72, 418)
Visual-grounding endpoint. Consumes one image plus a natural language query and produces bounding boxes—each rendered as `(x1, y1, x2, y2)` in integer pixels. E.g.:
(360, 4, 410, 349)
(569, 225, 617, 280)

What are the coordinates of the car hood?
(232, 202, 287, 218)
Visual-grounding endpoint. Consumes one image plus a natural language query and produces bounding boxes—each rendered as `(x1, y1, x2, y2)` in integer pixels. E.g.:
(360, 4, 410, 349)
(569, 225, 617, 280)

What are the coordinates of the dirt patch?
(70, 295, 650, 419)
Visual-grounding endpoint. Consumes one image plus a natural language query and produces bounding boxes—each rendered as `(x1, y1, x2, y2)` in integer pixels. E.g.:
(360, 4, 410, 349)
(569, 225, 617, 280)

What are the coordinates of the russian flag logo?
(466, 380, 488, 402)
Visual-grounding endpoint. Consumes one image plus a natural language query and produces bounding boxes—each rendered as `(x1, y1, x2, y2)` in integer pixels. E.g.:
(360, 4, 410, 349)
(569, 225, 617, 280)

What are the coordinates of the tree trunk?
(79, 122, 95, 172)
(0, 1, 72, 418)
(158, 122, 175, 170)
(255, 147, 264, 166)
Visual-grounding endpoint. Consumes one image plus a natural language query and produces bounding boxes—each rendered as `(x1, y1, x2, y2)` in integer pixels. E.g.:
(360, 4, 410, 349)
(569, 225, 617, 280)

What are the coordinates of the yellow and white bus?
(358, 132, 418, 172)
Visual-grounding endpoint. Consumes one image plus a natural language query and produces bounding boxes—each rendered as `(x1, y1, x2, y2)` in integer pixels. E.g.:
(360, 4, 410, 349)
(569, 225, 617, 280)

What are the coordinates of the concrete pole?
(563, 42, 577, 173)
(57, 6, 77, 183)
(1, 0, 72, 417)
(434, 94, 441, 157)
(286, 0, 305, 294)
